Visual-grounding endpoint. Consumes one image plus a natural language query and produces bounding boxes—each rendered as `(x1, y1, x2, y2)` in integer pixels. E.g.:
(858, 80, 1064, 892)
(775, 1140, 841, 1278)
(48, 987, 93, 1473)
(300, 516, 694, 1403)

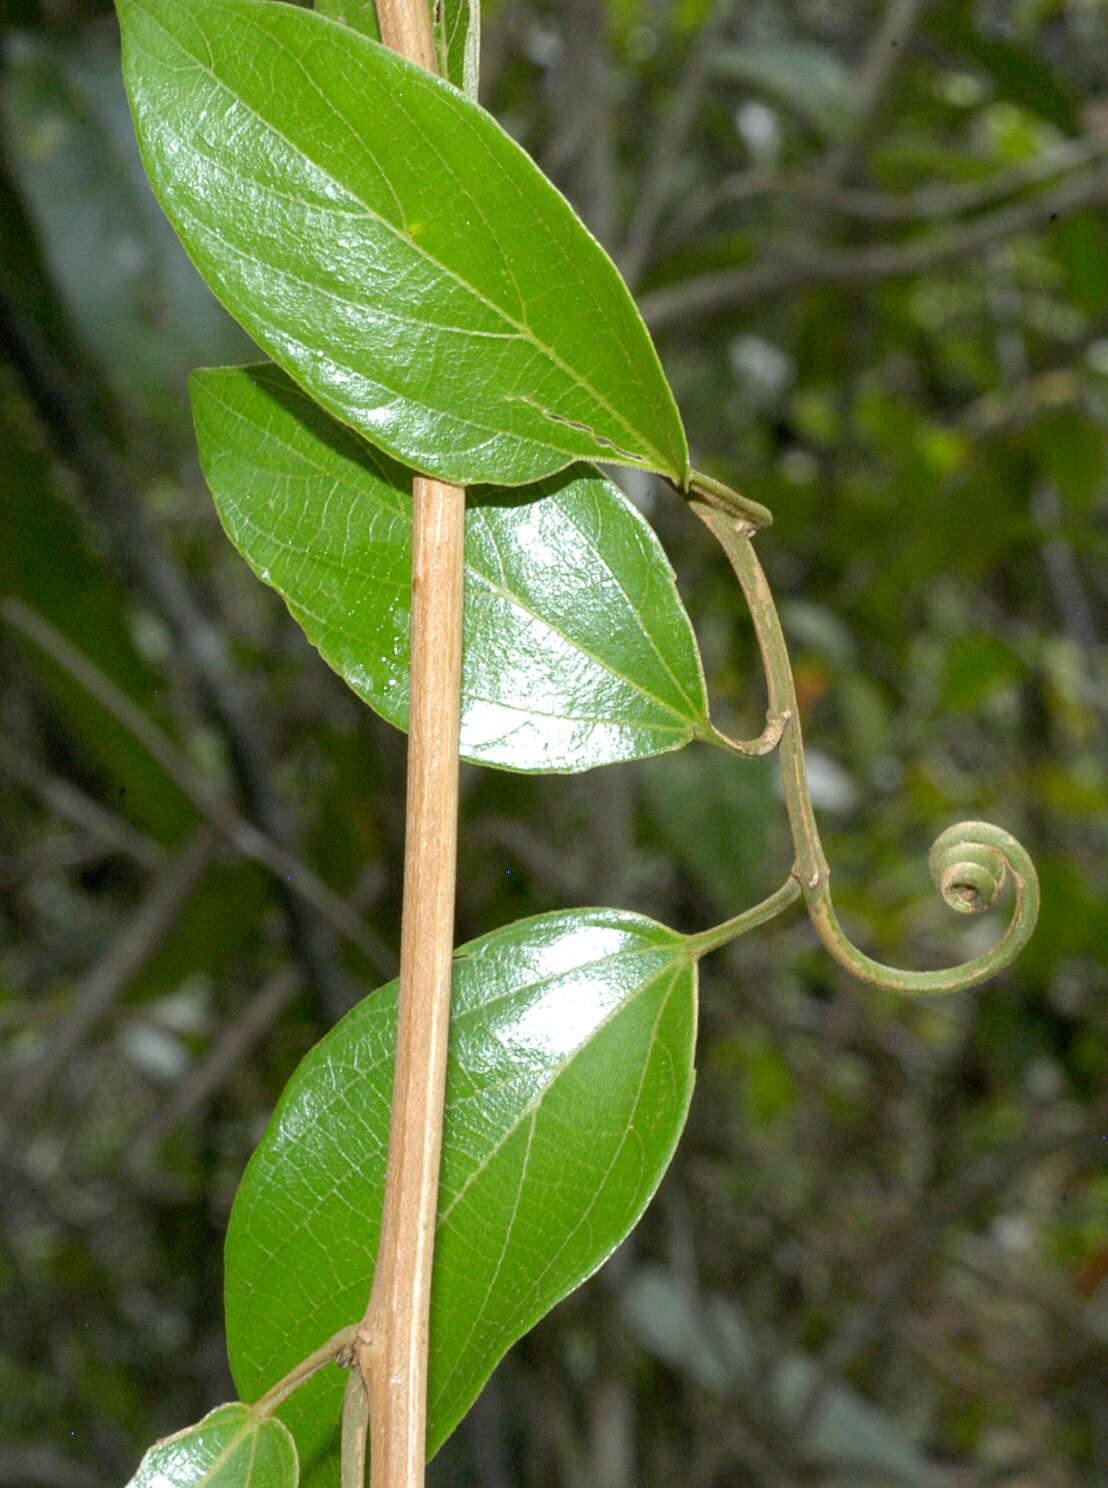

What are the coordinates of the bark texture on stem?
(354, 2, 467, 1476)
(360, 476, 465, 1488)
(376, 0, 438, 72)
(361, 5, 467, 1485)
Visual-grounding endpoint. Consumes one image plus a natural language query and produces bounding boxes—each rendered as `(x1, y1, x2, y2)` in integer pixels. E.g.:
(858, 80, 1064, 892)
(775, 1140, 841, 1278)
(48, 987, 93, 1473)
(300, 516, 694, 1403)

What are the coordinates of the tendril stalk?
(687, 477, 1040, 996)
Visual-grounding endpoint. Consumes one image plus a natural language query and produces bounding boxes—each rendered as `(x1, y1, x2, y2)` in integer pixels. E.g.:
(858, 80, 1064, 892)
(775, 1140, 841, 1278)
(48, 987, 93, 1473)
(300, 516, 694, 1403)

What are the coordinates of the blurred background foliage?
(1, 0, 1107, 1483)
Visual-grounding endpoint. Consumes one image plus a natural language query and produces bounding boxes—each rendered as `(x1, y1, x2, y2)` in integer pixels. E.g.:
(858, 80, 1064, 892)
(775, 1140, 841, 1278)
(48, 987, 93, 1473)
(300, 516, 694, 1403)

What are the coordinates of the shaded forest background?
(2, 0, 1108, 1483)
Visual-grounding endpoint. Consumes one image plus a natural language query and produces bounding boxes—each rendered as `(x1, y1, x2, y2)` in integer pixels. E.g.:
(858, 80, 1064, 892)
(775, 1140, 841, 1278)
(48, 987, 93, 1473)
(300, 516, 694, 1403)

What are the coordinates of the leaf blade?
(191, 364, 709, 771)
(225, 909, 697, 1473)
(116, 0, 688, 486)
(127, 1405, 298, 1488)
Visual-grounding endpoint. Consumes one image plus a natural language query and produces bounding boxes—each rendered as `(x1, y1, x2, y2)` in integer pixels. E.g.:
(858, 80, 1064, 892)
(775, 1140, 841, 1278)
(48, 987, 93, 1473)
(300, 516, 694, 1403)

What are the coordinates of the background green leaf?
(433, 0, 480, 99)
(0, 31, 251, 434)
(126, 1405, 297, 1488)
(641, 749, 778, 912)
(0, 388, 194, 840)
(225, 909, 697, 1477)
(621, 1268, 944, 1488)
(922, 8, 1079, 131)
(313, 0, 379, 43)
(116, 0, 687, 486)
(191, 364, 709, 772)
(712, 37, 854, 138)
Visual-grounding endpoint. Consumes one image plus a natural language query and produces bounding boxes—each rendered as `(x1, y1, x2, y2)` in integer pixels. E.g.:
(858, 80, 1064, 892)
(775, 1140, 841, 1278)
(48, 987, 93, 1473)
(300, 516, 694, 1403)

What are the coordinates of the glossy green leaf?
(191, 364, 709, 772)
(116, 0, 688, 486)
(127, 1405, 297, 1488)
(225, 909, 697, 1477)
(434, 0, 480, 98)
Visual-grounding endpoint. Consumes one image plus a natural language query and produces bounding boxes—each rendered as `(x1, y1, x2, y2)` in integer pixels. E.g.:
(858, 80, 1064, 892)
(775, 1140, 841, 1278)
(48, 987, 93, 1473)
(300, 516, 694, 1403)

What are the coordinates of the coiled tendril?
(930, 823, 1011, 913)
(806, 821, 1039, 996)
(686, 476, 1040, 996)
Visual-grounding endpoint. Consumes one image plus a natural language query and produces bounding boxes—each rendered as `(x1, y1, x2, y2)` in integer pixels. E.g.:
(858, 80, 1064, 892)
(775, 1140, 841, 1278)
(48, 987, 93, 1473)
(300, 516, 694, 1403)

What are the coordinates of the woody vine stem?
(352, 5, 467, 1488)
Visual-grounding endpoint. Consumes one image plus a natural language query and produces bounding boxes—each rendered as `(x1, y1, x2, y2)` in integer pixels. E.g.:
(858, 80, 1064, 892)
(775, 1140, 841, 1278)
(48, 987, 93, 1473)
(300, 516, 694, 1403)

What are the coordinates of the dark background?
(2, 0, 1107, 1483)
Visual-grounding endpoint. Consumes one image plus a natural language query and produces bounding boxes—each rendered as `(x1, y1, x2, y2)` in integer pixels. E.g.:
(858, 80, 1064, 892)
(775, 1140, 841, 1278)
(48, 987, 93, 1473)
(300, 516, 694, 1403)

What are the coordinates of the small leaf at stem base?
(126, 1405, 298, 1488)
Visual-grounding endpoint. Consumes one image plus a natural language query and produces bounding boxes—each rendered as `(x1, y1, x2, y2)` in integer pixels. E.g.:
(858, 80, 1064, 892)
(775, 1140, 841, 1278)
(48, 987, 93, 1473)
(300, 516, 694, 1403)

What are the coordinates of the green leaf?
(941, 633, 1023, 712)
(313, 0, 379, 43)
(116, 0, 688, 486)
(225, 909, 697, 1476)
(127, 1405, 298, 1488)
(191, 364, 709, 772)
(434, 0, 480, 99)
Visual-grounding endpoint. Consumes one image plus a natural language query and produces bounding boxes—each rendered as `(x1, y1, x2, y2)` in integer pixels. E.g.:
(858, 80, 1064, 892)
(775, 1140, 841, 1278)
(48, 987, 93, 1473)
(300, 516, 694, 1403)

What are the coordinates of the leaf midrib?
(474, 495, 706, 719)
(242, 933, 687, 1326)
(181, 187, 646, 472)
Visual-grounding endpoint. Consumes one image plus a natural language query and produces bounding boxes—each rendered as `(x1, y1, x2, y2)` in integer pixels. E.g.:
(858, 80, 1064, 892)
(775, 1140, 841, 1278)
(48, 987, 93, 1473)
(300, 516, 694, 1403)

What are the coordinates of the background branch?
(12, 825, 219, 1109)
(0, 251, 359, 1019)
(3, 599, 393, 975)
(642, 164, 1108, 325)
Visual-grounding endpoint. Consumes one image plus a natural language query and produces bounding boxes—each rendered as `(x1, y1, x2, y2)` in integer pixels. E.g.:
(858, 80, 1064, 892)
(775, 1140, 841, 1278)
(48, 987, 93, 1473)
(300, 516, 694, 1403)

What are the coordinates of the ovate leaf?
(127, 1405, 297, 1488)
(116, 0, 688, 487)
(225, 909, 697, 1477)
(191, 364, 709, 772)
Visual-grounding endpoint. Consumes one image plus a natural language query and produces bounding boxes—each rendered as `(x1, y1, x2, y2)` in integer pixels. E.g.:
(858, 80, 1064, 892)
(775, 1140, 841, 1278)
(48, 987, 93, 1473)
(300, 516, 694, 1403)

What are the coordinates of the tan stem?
(359, 475, 465, 1488)
(376, 0, 438, 72)
(355, 7, 465, 1480)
